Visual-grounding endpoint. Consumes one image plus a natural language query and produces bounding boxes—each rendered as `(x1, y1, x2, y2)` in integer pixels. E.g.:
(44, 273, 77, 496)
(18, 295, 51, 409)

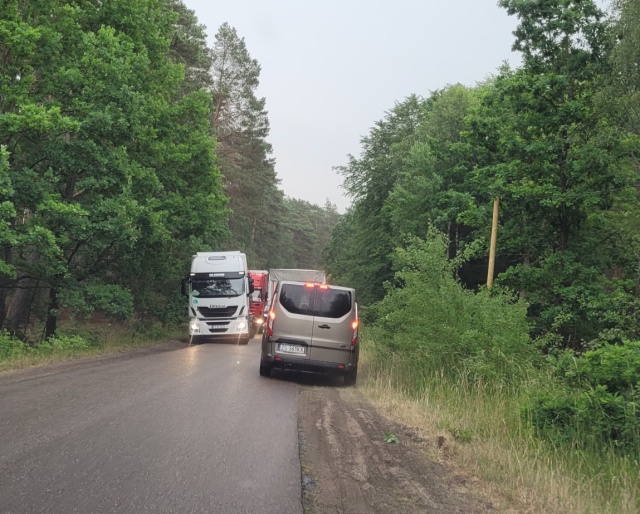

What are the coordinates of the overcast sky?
(182, 0, 522, 212)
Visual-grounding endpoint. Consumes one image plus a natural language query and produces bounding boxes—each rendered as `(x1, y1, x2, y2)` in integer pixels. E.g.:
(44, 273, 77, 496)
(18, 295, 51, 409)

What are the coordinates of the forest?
(1, 0, 639, 483)
(325, 0, 640, 458)
(0, 0, 340, 341)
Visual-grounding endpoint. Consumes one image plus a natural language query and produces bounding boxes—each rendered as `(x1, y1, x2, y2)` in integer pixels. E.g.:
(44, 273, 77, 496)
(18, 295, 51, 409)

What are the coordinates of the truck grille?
(205, 320, 231, 333)
(198, 306, 237, 318)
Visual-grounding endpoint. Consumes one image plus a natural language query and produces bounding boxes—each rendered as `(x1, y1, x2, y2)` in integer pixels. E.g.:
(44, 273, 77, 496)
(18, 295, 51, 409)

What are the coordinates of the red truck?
(248, 270, 269, 334)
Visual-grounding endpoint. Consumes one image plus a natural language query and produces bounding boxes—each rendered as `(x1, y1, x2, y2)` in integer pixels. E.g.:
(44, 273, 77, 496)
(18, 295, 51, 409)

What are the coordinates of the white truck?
(182, 251, 254, 344)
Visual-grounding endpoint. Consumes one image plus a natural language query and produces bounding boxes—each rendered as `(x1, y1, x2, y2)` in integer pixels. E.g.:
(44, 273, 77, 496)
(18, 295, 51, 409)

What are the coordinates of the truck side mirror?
(180, 278, 188, 297)
(248, 276, 255, 295)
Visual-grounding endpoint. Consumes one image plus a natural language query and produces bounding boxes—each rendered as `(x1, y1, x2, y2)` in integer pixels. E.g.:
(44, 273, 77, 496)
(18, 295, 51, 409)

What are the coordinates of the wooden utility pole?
(487, 197, 500, 289)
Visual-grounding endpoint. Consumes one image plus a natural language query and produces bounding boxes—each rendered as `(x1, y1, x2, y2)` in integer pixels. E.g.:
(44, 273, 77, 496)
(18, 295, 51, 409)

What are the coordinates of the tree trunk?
(44, 286, 59, 340)
(519, 252, 530, 300)
(0, 288, 7, 330)
(5, 286, 33, 336)
(447, 219, 459, 279)
(4, 252, 40, 336)
(0, 246, 11, 328)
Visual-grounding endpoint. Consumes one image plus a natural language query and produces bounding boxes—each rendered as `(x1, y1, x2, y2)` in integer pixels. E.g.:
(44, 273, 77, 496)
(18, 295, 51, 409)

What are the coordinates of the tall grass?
(359, 338, 640, 514)
(0, 321, 183, 373)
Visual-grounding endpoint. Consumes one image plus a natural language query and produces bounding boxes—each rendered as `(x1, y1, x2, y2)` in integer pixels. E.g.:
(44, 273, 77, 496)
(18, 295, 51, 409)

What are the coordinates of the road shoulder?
(298, 385, 494, 514)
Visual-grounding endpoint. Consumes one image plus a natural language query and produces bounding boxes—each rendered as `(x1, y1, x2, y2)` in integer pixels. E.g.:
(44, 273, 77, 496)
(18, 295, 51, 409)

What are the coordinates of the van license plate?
(277, 344, 305, 355)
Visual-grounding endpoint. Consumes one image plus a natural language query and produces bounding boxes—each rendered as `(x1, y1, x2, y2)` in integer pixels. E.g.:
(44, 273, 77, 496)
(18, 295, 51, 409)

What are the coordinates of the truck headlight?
(237, 321, 247, 330)
(190, 321, 200, 332)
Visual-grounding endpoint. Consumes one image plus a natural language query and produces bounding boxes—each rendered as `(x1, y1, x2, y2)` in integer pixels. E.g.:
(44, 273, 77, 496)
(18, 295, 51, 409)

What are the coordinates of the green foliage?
(86, 284, 134, 320)
(526, 340, 640, 452)
(36, 334, 91, 353)
(322, 0, 640, 472)
(329, 95, 428, 303)
(206, 23, 336, 270)
(0, 147, 16, 278)
(499, 250, 639, 345)
(0, 331, 30, 360)
(372, 230, 536, 384)
(0, 0, 229, 338)
(165, 0, 213, 93)
(464, 0, 639, 347)
(157, 289, 188, 327)
(384, 432, 400, 444)
(387, 84, 484, 246)
(0, 331, 91, 361)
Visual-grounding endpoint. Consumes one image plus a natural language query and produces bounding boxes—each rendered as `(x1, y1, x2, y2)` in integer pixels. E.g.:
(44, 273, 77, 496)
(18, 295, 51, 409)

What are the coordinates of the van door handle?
(317, 324, 331, 329)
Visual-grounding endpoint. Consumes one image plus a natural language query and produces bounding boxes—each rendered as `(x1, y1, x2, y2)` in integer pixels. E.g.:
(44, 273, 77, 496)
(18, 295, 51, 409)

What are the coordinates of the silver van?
(259, 281, 359, 385)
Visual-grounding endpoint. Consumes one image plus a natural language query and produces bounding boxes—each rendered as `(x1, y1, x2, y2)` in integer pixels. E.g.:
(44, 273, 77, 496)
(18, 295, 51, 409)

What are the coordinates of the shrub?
(0, 332, 31, 360)
(158, 290, 187, 327)
(373, 231, 537, 384)
(36, 335, 91, 353)
(525, 340, 640, 452)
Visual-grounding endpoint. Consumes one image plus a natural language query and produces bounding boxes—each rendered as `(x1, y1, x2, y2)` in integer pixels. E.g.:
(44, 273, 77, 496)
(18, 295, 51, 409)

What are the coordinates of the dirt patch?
(298, 384, 494, 514)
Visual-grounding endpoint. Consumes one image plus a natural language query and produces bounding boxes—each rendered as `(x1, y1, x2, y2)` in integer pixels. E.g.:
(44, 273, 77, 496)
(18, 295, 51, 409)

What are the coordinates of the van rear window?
(279, 284, 315, 316)
(314, 289, 352, 318)
(279, 284, 352, 319)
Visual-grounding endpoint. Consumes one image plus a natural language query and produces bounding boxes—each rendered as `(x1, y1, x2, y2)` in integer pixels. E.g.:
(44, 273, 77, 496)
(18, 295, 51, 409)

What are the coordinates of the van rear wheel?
(344, 369, 357, 386)
(259, 360, 272, 378)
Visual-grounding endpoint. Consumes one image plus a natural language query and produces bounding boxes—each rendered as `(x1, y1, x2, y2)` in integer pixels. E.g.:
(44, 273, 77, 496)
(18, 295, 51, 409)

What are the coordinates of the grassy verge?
(358, 341, 640, 514)
(0, 322, 184, 374)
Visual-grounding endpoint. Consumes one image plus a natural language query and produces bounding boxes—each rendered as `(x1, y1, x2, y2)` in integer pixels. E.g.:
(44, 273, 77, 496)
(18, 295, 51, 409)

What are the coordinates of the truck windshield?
(191, 277, 245, 298)
(250, 289, 262, 302)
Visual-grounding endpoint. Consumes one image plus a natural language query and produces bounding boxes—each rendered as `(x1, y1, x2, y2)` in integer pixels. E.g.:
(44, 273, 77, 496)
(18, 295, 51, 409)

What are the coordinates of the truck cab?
(248, 270, 269, 333)
(183, 252, 254, 344)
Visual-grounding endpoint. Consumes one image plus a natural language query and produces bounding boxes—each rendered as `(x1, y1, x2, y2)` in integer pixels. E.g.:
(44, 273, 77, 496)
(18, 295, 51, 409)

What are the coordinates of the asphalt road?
(0, 338, 302, 514)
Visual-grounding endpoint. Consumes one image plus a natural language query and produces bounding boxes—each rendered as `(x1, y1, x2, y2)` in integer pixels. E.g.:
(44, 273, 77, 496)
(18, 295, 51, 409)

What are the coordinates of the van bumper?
(267, 355, 356, 374)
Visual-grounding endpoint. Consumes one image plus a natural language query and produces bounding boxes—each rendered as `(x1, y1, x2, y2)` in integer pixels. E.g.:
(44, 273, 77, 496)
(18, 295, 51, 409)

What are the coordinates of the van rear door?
(271, 282, 314, 360)
(308, 285, 355, 366)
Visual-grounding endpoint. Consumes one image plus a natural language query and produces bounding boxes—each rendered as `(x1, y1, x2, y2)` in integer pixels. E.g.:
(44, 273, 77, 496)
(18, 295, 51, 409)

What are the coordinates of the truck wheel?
(344, 369, 357, 386)
(259, 360, 272, 378)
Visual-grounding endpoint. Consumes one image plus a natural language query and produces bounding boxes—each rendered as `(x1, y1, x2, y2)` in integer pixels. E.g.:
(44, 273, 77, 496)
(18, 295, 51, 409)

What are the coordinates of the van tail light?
(267, 309, 275, 336)
(351, 319, 359, 347)
(267, 293, 278, 337)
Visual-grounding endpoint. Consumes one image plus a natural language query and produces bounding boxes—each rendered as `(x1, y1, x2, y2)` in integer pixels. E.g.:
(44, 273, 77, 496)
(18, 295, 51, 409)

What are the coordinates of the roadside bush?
(0, 332, 92, 362)
(0, 331, 31, 360)
(158, 290, 187, 327)
(59, 282, 134, 321)
(525, 340, 640, 452)
(36, 335, 91, 353)
(132, 319, 169, 339)
(373, 231, 537, 384)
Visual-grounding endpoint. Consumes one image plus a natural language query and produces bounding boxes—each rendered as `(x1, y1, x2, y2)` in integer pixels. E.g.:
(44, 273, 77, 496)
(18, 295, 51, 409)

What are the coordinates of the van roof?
(278, 280, 353, 291)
